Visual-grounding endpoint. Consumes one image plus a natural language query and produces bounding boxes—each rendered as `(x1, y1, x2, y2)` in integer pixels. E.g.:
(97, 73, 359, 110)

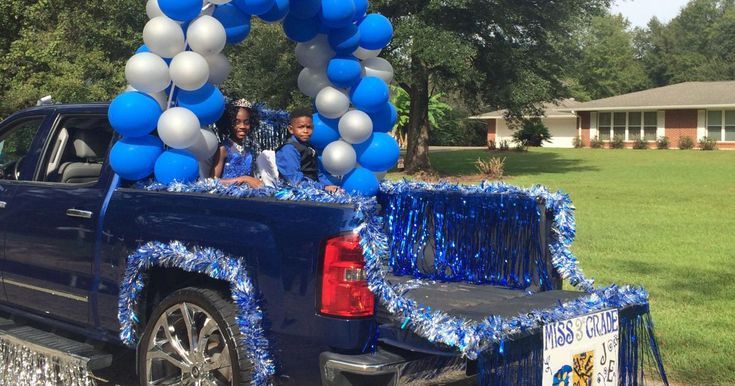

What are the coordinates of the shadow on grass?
(428, 149, 598, 178)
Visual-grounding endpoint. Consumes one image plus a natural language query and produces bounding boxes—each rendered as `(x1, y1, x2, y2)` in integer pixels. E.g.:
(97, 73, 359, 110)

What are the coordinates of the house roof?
(469, 99, 581, 120)
(566, 81, 735, 112)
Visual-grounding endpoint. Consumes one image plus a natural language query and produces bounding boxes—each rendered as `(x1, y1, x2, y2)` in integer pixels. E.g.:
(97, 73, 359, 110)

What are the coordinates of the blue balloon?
(136, 44, 150, 54)
(110, 136, 164, 181)
(350, 76, 390, 113)
(158, 0, 202, 22)
(213, 4, 252, 44)
(311, 114, 341, 150)
(328, 24, 360, 54)
(358, 13, 393, 50)
(341, 167, 379, 196)
(283, 14, 321, 42)
(176, 84, 226, 126)
(234, 0, 276, 16)
(109, 92, 162, 138)
(259, 0, 290, 22)
(326, 55, 362, 88)
(368, 102, 398, 132)
(155, 149, 200, 185)
(290, 0, 321, 19)
(353, 133, 400, 172)
(353, 0, 368, 22)
(320, 0, 355, 29)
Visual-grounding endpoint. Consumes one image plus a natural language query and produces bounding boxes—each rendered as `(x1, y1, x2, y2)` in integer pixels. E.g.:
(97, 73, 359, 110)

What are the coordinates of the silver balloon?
(353, 47, 382, 60)
(362, 57, 394, 84)
(315, 87, 350, 119)
(322, 140, 357, 176)
(169, 51, 210, 91)
(339, 110, 373, 144)
(125, 53, 171, 94)
(187, 128, 220, 161)
(295, 35, 336, 69)
(187, 15, 227, 56)
(158, 107, 202, 149)
(298, 67, 330, 98)
(205, 53, 232, 85)
(146, 0, 164, 19)
(208, 0, 232, 4)
(143, 16, 186, 58)
(125, 85, 169, 110)
(374, 171, 388, 181)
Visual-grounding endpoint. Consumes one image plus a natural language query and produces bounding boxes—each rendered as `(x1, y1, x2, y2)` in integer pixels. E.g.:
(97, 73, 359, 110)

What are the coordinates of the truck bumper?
(320, 347, 475, 386)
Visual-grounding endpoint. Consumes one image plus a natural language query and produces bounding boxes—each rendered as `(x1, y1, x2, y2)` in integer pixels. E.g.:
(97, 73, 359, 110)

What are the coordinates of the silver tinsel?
(0, 337, 94, 386)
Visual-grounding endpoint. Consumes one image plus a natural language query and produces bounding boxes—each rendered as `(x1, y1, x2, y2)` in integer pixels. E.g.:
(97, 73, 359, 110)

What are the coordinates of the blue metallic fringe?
(119, 180, 666, 384)
(249, 103, 291, 151)
(118, 241, 275, 386)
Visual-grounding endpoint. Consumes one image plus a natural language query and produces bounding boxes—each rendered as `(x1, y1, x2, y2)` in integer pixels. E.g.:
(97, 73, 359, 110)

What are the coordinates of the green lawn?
(389, 148, 735, 385)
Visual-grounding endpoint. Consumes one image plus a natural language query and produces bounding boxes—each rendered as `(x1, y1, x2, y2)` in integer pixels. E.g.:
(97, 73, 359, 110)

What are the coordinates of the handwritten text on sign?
(542, 309, 619, 386)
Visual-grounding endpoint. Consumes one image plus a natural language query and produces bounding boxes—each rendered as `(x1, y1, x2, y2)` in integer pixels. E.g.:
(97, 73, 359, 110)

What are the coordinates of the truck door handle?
(66, 209, 93, 219)
(0, 201, 5, 209)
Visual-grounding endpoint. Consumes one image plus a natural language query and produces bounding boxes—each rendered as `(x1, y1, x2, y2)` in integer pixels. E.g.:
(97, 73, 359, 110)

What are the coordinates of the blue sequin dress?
(222, 138, 254, 179)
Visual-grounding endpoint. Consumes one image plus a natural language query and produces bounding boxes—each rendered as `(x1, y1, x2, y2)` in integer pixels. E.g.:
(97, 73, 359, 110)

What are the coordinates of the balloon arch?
(108, 0, 400, 196)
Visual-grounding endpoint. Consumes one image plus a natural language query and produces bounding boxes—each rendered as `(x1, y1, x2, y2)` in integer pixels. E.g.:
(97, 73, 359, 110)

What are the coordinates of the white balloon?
(144, 16, 186, 58)
(125, 53, 171, 93)
(339, 110, 373, 144)
(353, 47, 382, 60)
(187, 15, 227, 56)
(208, 0, 232, 4)
(146, 0, 164, 19)
(374, 171, 388, 181)
(170, 51, 210, 91)
(322, 140, 357, 176)
(315, 87, 350, 119)
(295, 35, 336, 69)
(362, 57, 394, 84)
(187, 128, 220, 160)
(158, 107, 202, 149)
(298, 67, 330, 98)
(205, 53, 232, 85)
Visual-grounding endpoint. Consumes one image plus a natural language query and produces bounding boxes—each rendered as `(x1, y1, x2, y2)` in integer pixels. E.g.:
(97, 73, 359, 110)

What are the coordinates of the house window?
(597, 112, 658, 141)
(707, 110, 735, 141)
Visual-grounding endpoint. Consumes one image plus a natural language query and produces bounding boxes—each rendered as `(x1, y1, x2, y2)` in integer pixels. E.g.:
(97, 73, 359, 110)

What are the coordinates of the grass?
(389, 148, 735, 385)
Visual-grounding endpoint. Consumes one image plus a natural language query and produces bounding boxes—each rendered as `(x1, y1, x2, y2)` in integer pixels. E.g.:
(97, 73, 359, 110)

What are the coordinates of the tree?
(372, 0, 609, 173)
(566, 13, 651, 100)
(0, 0, 145, 117)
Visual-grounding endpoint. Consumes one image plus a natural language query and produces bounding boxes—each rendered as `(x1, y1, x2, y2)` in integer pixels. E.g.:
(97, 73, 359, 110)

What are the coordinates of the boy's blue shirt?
(276, 136, 334, 187)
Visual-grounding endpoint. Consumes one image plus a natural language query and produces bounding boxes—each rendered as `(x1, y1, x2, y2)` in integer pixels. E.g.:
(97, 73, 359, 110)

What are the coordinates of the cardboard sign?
(542, 309, 619, 386)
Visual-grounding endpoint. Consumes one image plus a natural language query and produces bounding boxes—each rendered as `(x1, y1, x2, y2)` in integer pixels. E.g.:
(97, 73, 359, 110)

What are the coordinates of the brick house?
(473, 81, 735, 149)
(469, 99, 581, 148)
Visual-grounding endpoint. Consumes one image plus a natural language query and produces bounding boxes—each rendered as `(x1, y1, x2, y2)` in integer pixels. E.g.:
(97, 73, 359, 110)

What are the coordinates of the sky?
(610, 0, 690, 28)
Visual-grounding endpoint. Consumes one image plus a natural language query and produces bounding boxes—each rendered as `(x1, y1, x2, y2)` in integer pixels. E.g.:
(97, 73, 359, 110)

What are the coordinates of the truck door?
(0, 112, 53, 302)
(2, 111, 113, 326)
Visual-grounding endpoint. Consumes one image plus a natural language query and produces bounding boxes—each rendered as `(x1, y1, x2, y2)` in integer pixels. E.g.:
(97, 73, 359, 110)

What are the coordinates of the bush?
(699, 137, 718, 151)
(590, 136, 604, 149)
(656, 136, 670, 150)
(512, 119, 552, 147)
(498, 140, 510, 151)
(487, 140, 496, 151)
(513, 143, 528, 152)
(678, 136, 694, 150)
(633, 137, 648, 150)
(573, 136, 584, 148)
(611, 135, 625, 149)
(475, 157, 505, 179)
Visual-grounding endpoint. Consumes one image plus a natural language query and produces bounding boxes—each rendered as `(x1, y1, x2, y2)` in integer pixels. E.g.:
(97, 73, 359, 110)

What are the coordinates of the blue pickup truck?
(0, 103, 666, 386)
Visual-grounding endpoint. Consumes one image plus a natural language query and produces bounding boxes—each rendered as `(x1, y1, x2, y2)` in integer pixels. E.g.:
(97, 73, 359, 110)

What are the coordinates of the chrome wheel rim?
(146, 302, 233, 386)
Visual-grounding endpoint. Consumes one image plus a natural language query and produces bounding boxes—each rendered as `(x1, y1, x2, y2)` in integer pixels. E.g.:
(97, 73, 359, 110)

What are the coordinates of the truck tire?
(138, 287, 252, 385)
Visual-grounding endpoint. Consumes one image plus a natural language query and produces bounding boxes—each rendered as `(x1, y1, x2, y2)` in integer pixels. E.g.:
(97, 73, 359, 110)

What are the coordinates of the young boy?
(276, 108, 339, 192)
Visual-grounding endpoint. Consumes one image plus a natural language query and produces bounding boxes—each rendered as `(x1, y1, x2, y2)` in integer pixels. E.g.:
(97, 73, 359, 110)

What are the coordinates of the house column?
(486, 119, 497, 147)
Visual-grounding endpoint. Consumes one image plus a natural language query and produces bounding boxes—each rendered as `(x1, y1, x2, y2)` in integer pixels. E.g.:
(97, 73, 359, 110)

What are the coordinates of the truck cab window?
(41, 115, 113, 184)
(0, 117, 44, 181)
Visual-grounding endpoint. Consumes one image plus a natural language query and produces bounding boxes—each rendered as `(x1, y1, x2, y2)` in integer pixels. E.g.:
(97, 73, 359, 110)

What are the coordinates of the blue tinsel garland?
(118, 241, 275, 386)
(119, 180, 666, 384)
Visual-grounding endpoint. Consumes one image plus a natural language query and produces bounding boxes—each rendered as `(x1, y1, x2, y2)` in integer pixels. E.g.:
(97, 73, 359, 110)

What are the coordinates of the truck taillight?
(319, 234, 374, 318)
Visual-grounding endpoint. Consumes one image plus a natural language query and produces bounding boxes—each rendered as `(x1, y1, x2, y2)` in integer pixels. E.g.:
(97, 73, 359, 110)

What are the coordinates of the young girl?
(212, 100, 263, 188)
